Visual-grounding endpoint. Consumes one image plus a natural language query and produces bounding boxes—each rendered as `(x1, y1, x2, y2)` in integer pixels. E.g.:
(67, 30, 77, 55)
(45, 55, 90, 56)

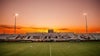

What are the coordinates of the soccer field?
(0, 42, 100, 56)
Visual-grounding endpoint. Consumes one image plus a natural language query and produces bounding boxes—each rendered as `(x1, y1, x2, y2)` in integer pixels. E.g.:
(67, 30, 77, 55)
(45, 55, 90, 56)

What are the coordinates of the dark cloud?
(0, 25, 48, 30)
(57, 28, 69, 30)
(0, 25, 21, 29)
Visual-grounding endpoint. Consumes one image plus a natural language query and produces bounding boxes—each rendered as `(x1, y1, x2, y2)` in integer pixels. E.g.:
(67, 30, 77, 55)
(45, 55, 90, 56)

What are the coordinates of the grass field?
(0, 42, 100, 56)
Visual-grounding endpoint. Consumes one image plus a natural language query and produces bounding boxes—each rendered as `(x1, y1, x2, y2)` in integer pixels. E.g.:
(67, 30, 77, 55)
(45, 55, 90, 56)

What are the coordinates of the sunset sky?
(0, 0, 100, 34)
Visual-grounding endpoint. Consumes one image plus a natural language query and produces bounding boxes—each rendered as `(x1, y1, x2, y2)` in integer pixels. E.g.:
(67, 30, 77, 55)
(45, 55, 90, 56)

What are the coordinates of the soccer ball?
(30, 46, 32, 47)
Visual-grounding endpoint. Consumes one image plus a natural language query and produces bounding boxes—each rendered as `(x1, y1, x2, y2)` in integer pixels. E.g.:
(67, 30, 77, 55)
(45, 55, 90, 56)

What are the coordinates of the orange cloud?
(0, 25, 21, 29)
(0, 24, 100, 34)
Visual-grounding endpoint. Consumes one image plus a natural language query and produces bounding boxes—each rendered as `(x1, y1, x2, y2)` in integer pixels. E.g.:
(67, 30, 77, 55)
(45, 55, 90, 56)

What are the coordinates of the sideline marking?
(49, 44, 52, 56)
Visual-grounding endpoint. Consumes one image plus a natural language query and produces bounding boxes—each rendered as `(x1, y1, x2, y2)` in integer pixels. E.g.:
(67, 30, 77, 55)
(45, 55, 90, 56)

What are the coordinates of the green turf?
(0, 42, 100, 56)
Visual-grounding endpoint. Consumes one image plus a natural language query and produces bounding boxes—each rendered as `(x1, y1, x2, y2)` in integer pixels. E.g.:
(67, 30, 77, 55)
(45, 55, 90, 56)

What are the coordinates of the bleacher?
(0, 33, 100, 42)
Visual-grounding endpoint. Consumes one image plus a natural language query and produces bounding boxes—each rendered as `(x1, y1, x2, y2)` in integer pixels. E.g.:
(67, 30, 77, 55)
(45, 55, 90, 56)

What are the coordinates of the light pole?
(14, 13, 18, 34)
(83, 13, 88, 33)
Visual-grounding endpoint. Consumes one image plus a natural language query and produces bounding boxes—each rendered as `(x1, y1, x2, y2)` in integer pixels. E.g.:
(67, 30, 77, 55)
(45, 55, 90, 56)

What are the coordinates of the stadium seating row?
(0, 33, 100, 42)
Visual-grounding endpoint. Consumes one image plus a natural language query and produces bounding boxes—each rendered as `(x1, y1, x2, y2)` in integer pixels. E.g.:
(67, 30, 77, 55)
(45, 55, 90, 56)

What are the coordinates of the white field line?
(49, 44, 52, 56)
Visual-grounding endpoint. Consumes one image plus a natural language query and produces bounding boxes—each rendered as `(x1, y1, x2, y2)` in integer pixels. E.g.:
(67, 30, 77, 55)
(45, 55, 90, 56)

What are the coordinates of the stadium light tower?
(83, 13, 88, 33)
(14, 13, 19, 34)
